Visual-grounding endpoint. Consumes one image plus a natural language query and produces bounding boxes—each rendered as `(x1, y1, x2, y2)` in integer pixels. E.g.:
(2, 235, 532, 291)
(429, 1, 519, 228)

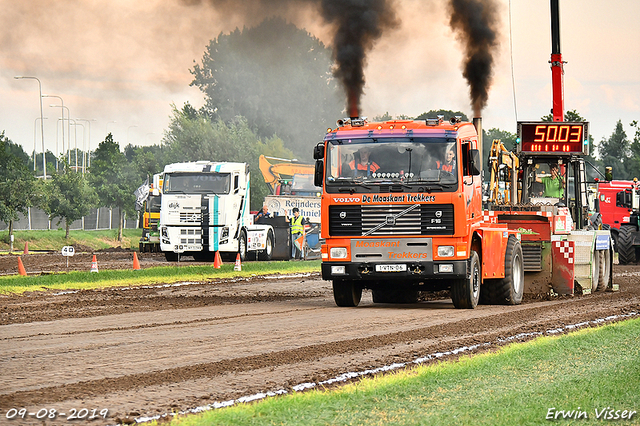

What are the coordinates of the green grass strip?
(168, 318, 640, 426)
(0, 261, 321, 294)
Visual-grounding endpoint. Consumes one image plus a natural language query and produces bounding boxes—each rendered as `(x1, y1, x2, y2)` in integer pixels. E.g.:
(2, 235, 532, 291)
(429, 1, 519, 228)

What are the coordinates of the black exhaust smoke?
(448, 0, 499, 117)
(182, 0, 398, 119)
(318, 0, 399, 118)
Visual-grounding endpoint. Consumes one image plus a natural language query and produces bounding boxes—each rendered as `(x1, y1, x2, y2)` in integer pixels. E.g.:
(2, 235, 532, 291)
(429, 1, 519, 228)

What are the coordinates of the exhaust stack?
(473, 117, 483, 172)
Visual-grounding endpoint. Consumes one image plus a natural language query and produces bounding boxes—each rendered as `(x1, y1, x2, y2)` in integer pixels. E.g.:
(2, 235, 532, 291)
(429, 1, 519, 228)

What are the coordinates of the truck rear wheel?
(258, 230, 274, 261)
(451, 250, 480, 309)
(372, 289, 419, 304)
(618, 225, 637, 265)
(481, 236, 524, 305)
(332, 280, 362, 307)
(596, 248, 611, 291)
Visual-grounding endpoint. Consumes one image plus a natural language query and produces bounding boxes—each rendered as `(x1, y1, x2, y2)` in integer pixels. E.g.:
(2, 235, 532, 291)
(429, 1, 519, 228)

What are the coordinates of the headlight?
(331, 265, 346, 275)
(330, 247, 348, 259)
(438, 246, 454, 257)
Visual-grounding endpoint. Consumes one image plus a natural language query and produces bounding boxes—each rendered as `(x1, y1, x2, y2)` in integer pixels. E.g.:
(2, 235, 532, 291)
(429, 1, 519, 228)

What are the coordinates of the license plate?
(375, 264, 407, 272)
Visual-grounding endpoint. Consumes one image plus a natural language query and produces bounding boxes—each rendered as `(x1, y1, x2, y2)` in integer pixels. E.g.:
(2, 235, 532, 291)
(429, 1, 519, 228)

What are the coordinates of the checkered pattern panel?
(555, 241, 574, 264)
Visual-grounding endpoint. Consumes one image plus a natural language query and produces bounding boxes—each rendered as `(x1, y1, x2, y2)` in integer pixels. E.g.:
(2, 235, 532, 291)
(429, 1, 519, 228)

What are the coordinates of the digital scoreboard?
(517, 122, 589, 155)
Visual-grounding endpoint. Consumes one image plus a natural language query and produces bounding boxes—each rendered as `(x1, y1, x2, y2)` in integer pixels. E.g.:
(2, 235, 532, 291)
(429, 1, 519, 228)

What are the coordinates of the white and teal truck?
(159, 161, 277, 262)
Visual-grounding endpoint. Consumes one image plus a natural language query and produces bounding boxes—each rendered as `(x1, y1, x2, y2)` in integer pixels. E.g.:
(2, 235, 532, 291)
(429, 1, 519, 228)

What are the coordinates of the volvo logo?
(339, 211, 347, 219)
(435, 210, 442, 218)
(385, 215, 396, 226)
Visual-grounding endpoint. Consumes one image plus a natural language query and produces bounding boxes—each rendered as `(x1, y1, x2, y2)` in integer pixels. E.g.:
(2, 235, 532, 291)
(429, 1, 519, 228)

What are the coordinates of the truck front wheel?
(451, 250, 480, 309)
(164, 251, 178, 262)
(332, 280, 362, 307)
(239, 230, 248, 262)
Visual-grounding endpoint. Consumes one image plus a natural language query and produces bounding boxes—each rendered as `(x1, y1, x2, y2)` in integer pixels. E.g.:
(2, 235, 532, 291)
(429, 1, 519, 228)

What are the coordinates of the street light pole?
(106, 121, 116, 136)
(42, 94, 65, 163)
(71, 122, 85, 174)
(77, 118, 96, 172)
(15, 76, 46, 180)
(33, 117, 48, 171)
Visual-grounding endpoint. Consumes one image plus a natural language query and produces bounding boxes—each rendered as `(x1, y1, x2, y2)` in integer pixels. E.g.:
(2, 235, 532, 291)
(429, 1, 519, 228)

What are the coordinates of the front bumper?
(321, 260, 468, 282)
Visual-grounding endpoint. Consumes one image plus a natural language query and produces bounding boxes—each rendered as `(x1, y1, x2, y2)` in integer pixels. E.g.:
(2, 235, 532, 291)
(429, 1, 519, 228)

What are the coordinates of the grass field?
(0, 229, 141, 253)
(0, 260, 321, 294)
(164, 318, 640, 426)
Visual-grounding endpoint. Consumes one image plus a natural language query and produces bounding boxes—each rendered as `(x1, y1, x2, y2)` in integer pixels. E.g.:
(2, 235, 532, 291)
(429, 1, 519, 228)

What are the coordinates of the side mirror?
(313, 143, 325, 160)
(470, 149, 481, 176)
(314, 160, 324, 187)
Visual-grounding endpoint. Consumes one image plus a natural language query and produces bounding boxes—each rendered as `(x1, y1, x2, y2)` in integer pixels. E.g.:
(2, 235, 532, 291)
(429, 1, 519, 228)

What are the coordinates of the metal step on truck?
(158, 161, 288, 262)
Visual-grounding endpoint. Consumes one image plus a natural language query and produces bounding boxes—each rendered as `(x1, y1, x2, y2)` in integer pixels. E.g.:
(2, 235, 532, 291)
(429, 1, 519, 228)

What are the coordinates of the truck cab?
(159, 161, 276, 262)
(315, 117, 523, 308)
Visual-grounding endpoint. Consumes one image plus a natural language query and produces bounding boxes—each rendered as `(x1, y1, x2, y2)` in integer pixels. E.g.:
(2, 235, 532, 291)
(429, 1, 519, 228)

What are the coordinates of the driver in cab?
(348, 147, 380, 177)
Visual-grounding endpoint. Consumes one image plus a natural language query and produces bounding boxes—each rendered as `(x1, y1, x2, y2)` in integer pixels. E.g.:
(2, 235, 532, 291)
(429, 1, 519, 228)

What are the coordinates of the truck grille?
(329, 204, 454, 236)
(179, 212, 202, 223)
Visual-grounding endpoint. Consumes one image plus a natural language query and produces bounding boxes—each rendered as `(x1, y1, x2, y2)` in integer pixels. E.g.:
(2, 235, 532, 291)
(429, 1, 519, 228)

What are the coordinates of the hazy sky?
(1, 0, 639, 161)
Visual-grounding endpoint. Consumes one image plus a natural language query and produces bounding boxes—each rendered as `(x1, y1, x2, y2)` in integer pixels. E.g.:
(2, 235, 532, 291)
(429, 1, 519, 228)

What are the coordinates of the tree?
(190, 17, 343, 159)
(599, 120, 630, 180)
(42, 160, 98, 239)
(89, 134, 139, 242)
(626, 120, 640, 180)
(0, 132, 40, 251)
(161, 104, 283, 210)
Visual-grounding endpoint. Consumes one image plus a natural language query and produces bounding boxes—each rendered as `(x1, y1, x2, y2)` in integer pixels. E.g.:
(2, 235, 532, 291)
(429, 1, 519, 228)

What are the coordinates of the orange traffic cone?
(234, 253, 242, 271)
(133, 252, 141, 270)
(213, 251, 222, 269)
(90, 254, 99, 273)
(17, 256, 27, 276)
(23, 242, 29, 255)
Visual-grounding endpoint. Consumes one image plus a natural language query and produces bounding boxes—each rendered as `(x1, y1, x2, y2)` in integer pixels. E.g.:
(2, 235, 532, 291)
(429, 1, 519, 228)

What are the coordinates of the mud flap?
(552, 240, 575, 295)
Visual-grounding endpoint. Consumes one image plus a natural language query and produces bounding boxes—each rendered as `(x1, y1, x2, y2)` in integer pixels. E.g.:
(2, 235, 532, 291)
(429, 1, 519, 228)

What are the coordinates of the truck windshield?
(326, 138, 458, 186)
(163, 173, 231, 194)
(147, 195, 162, 213)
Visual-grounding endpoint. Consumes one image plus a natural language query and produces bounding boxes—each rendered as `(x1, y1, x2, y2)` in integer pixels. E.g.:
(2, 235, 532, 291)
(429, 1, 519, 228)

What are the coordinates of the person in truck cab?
(537, 164, 564, 198)
(436, 145, 457, 174)
(254, 204, 270, 224)
(348, 147, 380, 177)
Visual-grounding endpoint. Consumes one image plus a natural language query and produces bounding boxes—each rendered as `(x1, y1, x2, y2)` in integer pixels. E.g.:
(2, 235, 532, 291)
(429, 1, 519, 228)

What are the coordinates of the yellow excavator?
(259, 155, 317, 196)
(486, 139, 519, 206)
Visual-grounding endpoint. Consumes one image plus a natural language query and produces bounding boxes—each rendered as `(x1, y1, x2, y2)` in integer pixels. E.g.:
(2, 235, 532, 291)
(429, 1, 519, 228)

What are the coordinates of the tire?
(372, 289, 419, 304)
(596, 248, 611, 291)
(239, 230, 249, 262)
(481, 236, 524, 305)
(451, 250, 480, 309)
(618, 225, 637, 265)
(164, 251, 178, 262)
(258, 230, 274, 261)
(332, 280, 362, 307)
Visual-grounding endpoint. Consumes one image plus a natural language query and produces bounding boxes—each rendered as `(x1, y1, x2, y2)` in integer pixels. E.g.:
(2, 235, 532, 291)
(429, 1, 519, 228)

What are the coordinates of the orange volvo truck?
(313, 116, 524, 308)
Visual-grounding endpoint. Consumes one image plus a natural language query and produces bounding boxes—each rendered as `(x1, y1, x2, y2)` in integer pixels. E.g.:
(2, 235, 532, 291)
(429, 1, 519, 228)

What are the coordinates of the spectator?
(290, 207, 304, 259)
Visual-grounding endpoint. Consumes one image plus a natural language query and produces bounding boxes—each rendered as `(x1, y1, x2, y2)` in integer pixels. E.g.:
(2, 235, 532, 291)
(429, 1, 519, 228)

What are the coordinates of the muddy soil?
(0, 252, 639, 425)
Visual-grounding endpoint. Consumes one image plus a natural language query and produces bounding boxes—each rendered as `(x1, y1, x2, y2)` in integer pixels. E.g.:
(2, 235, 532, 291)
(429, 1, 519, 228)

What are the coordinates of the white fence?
(0, 207, 139, 231)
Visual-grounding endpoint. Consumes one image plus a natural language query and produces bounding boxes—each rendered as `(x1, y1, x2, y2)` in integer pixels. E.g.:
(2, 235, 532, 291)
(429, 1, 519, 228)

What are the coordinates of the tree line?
(3, 18, 639, 246)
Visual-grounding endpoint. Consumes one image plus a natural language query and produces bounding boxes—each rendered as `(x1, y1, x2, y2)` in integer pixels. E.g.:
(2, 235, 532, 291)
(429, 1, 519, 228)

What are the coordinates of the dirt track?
(1, 252, 639, 425)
